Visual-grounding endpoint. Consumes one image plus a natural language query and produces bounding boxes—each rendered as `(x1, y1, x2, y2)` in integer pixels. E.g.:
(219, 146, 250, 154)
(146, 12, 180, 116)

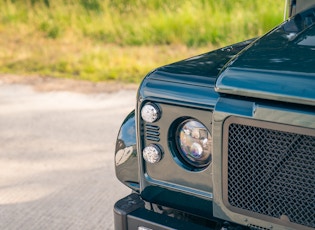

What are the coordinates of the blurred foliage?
(0, 0, 284, 83)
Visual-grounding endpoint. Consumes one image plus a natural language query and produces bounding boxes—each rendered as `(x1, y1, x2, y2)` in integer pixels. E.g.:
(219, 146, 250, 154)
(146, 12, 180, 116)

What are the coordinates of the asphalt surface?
(0, 83, 135, 229)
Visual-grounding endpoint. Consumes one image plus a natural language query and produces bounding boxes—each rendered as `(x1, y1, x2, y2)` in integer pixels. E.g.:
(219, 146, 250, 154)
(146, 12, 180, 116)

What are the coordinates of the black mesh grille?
(226, 121, 315, 229)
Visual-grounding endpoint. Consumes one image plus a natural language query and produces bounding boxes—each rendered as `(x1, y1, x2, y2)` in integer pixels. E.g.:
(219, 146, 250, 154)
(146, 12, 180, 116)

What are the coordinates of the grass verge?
(0, 0, 284, 83)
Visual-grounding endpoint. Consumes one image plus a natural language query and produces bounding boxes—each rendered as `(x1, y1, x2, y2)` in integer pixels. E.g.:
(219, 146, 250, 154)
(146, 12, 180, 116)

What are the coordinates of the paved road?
(0, 84, 135, 229)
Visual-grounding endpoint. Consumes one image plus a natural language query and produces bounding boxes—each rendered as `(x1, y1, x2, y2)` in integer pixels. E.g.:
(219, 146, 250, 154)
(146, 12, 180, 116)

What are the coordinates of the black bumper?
(114, 193, 214, 230)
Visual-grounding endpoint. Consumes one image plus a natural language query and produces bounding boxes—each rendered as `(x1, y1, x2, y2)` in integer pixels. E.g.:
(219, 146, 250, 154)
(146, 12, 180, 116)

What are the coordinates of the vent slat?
(145, 124, 160, 142)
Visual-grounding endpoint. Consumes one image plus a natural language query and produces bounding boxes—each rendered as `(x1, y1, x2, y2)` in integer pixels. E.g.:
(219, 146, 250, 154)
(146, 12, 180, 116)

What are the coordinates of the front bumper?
(114, 193, 214, 230)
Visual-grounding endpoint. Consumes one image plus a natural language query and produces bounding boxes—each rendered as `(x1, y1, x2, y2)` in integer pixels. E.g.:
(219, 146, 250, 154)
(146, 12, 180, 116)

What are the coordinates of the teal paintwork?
(138, 39, 255, 108)
(216, 8, 315, 106)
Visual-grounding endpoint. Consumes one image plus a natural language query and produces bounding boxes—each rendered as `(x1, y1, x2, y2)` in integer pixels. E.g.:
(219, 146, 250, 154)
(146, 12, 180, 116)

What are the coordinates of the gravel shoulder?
(0, 76, 136, 229)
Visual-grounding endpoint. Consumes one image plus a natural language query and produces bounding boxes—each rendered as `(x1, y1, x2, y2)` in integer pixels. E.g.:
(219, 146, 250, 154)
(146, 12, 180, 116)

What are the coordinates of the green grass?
(0, 0, 284, 83)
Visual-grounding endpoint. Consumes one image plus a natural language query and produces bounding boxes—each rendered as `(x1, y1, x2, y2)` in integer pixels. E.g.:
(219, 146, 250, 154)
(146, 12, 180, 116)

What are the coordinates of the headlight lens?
(177, 120, 212, 168)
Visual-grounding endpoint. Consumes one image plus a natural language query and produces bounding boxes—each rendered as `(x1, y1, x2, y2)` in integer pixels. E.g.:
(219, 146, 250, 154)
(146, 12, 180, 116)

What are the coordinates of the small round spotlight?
(141, 103, 160, 123)
(143, 144, 162, 164)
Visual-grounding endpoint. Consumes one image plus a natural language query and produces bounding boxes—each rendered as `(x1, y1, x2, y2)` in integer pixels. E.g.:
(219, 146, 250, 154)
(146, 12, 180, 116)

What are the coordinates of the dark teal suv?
(114, 1, 315, 229)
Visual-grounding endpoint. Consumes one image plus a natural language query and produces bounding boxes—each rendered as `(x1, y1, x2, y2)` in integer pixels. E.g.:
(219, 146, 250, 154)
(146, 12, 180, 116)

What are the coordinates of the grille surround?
(222, 117, 315, 229)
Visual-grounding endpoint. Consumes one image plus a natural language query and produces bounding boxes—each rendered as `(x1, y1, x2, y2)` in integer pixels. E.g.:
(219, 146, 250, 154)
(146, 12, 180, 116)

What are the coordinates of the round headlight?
(141, 103, 161, 123)
(177, 120, 212, 168)
(143, 144, 162, 164)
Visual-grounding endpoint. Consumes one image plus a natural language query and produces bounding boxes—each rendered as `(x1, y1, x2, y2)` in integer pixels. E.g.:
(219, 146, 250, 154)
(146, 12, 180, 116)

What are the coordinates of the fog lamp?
(177, 120, 212, 168)
(143, 144, 162, 164)
(141, 103, 160, 123)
